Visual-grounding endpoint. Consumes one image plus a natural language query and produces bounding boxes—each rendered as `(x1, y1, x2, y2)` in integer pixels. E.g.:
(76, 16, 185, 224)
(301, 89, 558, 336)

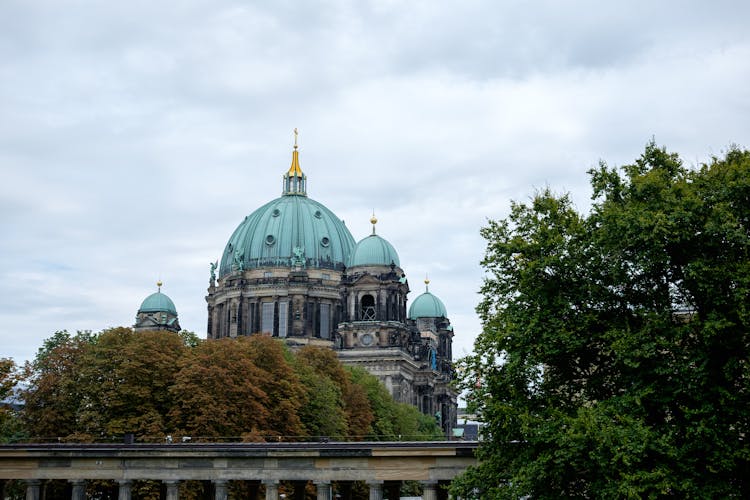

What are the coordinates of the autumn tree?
(453, 143, 750, 498)
(169, 337, 273, 439)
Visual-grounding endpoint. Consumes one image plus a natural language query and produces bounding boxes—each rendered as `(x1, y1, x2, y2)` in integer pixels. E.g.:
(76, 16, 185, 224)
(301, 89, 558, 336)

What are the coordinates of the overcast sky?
(1, 0, 748, 365)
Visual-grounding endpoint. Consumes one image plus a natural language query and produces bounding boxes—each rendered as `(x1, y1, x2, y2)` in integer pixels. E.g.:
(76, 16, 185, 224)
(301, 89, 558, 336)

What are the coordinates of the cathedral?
(136, 133, 458, 435)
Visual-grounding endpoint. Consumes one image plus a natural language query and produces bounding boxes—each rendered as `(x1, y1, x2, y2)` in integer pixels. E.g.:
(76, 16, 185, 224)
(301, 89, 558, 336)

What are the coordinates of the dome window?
(227, 243, 233, 252)
(314, 210, 322, 219)
(321, 237, 330, 247)
(265, 235, 276, 246)
(272, 208, 281, 217)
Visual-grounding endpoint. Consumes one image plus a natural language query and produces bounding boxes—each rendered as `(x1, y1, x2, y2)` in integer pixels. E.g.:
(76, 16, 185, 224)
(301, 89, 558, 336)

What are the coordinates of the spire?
(370, 211, 378, 235)
(424, 275, 430, 292)
(157, 280, 162, 293)
(283, 128, 307, 196)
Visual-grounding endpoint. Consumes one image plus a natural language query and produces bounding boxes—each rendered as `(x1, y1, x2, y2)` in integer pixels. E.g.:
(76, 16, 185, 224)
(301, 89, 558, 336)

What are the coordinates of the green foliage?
(347, 366, 441, 440)
(454, 143, 750, 498)
(22, 330, 98, 439)
(22, 329, 438, 444)
(0, 357, 26, 444)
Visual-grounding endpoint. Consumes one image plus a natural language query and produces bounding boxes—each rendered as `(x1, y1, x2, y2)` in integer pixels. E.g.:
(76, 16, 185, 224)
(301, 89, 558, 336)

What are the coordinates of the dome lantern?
(282, 128, 307, 196)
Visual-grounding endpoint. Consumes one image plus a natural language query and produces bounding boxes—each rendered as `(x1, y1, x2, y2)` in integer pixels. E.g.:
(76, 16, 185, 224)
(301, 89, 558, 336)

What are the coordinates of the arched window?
(360, 294, 376, 321)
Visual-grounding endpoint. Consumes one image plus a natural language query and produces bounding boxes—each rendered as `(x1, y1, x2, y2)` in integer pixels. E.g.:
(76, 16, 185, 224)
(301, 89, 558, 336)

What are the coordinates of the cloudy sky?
(1, 0, 748, 364)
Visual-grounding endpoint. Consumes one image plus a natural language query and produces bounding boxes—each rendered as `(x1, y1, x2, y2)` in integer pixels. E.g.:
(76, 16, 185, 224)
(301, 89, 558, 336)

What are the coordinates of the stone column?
(263, 479, 279, 500)
(314, 480, 332, 500)
(421, 480, 438, 500)
(212, 479, 228, 500)
(70, 479, 86, 500)
(117, 479, 133, 500)
(367, 480, 383, 500)
(25, 479, 41, 500)
(164, 479, 180, 500)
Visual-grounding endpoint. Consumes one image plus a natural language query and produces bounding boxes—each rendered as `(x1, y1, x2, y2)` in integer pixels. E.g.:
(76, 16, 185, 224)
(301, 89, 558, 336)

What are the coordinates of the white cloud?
(0, 0, 748, 366)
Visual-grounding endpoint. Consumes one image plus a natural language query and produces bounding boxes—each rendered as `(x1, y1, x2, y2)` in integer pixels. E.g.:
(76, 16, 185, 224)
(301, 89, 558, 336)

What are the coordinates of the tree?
(80, 328, 187, 439)
(22, 330, 97, 440)
(169, 337, 273, 439)
(347, 366, 441, 440)
(0, 357, 23, 443)
(22, 328, 187, 442)
(453, 143, 750, 498)
(297, 346, 373, 439)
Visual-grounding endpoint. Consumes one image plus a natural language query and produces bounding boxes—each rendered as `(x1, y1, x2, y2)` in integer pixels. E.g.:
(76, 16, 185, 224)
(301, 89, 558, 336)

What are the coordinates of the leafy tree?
(453, 143, 750, 498)
(295, 353, 348, 439)
(79, 328, 187, 439)
(347, 366, 441, 440)
(0, 357, 25, 443)
(169, 337, 273, 439)
(23, 328, 186, 442)
(297, 346, 373, 439)
(0, 358, 16, 406)
(22, 330, 97, 439)
(239, 335, 307, 438)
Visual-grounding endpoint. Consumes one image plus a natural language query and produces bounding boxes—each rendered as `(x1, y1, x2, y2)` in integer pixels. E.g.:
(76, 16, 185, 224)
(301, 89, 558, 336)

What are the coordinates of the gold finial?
(424, 275, 430, 292)
(157, 280, 163, 292)
(370, 210, 378, 234)
(287, 128, 303, 177)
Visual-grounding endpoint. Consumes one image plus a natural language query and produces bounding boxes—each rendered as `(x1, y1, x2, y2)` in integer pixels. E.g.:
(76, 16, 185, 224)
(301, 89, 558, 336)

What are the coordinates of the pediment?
(350, 273, 382, 287)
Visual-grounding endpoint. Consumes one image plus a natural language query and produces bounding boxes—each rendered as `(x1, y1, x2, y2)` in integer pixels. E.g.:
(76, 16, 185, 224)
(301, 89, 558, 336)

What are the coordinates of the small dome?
(138, 292, 177, 316)
(350, 234, 400, 267)
(408, 291, 447, 319)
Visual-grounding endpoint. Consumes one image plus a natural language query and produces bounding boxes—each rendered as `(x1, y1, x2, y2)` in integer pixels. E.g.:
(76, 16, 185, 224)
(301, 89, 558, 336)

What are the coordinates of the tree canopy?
(20, 328, 437, 443)
(453, 143, 750, 498)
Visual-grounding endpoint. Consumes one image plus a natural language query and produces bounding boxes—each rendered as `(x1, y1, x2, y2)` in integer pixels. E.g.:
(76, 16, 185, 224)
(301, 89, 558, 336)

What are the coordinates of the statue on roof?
(291, 246, 306, 268)
(233, 249, 245, 272)
(209, 261, 218, 285)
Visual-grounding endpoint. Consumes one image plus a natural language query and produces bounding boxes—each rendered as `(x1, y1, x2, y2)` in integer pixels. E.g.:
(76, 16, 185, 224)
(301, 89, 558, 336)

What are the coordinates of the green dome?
(219, 195, 356, 277)
(138, 292, 177, 315)
(408, 291, 447, 319)
(350, 234, 400, 267)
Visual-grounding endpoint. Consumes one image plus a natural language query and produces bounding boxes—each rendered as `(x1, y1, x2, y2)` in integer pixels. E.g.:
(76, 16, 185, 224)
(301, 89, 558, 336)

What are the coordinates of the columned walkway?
(1, 441, 476, 499)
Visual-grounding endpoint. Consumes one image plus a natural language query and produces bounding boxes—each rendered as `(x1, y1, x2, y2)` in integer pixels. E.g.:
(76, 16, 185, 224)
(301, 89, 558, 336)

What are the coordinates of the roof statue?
(209, 261, 217, 284)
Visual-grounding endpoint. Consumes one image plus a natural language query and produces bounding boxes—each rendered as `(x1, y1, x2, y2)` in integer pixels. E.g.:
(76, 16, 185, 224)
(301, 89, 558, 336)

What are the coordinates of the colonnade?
(17, 478, 447, 500)
(1, 442, 475, 500)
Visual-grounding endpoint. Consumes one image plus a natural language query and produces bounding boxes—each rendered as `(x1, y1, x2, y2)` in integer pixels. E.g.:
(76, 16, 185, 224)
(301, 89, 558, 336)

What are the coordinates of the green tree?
(453, 143, 750, 498)
(0, 357, 24, 443)
(297, 346, 373, 439)
(80, 328, 187, 440)
(23, 328, 186, 442)
(347, 366, 441, 440)
(22, 330, 97, 440)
